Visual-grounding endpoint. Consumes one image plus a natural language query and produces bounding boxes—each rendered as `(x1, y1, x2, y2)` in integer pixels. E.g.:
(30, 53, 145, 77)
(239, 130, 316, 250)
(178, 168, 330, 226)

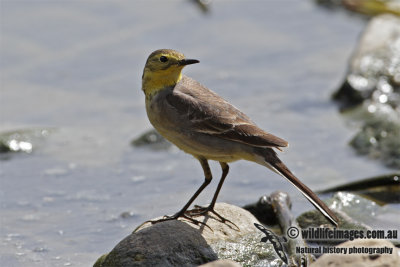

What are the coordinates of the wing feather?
(166, 76, 288, 148)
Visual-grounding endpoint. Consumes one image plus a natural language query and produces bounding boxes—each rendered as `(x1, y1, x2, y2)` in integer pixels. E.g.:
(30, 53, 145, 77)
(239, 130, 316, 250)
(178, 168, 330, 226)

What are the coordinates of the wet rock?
(245, 192, 320, 265)
(131, 129, 171, 151)
(310, 239, 400, 267)
(94, 203, 287, 267)
(298, 209, 370, 247)
(297, 192, 400, 246)
(319, 173, 400, 204)
(332, 14, 400, 168)
(297, 208, 363, 237)
(298, 192, 376, 229)
(198, 259, 241, 267)
(243, 195, 277, 225)
(333, 14, 400, 106)
(0, 128, 53, 157)
(119, 211, 137, 219)
(268, 191, 312, 266)
(210, 231, 286, 267)
(349, 115, 400, 168)
(94, 254, 108, 267)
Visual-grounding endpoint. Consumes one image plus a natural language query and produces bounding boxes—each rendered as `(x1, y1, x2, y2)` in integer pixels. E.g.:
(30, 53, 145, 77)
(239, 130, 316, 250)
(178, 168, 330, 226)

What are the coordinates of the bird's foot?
(145, 212, 211, 230)
(185, 205, 239, 230)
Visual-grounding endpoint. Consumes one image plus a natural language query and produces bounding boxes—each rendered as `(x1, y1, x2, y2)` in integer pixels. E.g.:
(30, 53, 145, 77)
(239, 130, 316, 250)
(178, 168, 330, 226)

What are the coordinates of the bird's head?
(142, 49, 199, 96)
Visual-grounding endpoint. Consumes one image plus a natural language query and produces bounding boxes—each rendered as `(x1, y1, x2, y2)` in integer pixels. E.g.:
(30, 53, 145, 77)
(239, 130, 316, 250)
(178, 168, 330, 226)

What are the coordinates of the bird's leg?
(186, 163, 238, 229)
(147, 157, 212, 227)
(208, 162, 229, 210)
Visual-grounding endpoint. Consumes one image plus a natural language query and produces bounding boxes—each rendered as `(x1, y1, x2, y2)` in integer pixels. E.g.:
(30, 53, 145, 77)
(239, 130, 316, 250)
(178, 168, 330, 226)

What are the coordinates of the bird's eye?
(159, 56, 168, 63)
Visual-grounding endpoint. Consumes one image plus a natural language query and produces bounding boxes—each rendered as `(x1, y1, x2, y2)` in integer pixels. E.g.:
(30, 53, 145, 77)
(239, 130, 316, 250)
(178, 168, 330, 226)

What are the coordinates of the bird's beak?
(178, 58, 200, 66)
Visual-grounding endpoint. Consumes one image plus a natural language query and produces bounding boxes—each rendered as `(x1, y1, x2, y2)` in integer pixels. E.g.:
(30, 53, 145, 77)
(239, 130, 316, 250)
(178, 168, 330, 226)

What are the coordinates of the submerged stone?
(0, 128, 53, 157)
(131, 129, 171, 151)
(297, 192, 400, 245)
(349, 115, 400, 168)
(333, 14, 400, 106)
(332, 14, 400, 169)
(319, 173, 400, 204)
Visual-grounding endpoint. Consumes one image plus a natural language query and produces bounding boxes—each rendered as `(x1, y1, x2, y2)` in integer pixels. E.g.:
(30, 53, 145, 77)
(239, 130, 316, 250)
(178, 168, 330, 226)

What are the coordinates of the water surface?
(0, 1, 393, 266)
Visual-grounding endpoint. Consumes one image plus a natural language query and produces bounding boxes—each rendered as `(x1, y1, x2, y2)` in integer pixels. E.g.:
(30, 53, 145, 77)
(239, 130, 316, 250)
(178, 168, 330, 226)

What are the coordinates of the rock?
(243, 195, 277, 225)
(318, 173, 400, 204)
(297, 192, 400, 248)
(210, 229, 287, 266)
(310, 239, 400, 267)
(94, 220, 217, 267)
(298, 192, 382, 230)
(0, 128, 53, 156)
(333, 14, 400, 106)
(94, 254, 108, 267)
(198, 259, 241, 267)
(94, 203, 287, 267)
(135, 203, 260, 243)
(332, 14, 400, 169)
(349, 116, 400, 168)
(131, 129, 171, 151)
(95, 203, 278, 267)
(268, 191, 312, 266)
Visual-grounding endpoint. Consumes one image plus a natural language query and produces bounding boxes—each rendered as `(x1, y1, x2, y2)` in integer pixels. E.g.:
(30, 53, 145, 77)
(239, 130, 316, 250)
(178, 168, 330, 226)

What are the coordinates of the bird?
(141, 49, 339, 227)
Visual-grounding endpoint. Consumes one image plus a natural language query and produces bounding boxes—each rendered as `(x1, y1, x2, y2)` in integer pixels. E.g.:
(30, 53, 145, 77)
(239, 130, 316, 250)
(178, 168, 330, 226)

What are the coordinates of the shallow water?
(0, 1, 395, 266)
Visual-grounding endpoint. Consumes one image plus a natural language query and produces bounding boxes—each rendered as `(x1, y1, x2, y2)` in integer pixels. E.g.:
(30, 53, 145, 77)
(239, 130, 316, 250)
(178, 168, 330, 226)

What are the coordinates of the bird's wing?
(166, 76, 288, 148)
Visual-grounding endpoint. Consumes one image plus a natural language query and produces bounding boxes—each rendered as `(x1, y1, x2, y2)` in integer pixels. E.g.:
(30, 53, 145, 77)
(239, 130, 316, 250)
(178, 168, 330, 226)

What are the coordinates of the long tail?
(254, 148, 339, 226)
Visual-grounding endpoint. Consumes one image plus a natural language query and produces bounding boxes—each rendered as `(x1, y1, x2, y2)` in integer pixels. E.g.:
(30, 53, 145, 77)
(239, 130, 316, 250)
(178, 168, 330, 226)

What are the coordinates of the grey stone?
(95, 221, 217, 267)
(135, 203, 261, 244)
(0, 128, 53, 155)
(94, 203, 276, 267)
(332, 14, 400, 168)
(131, 128, 172, 151)
(334, 14, 400, 105)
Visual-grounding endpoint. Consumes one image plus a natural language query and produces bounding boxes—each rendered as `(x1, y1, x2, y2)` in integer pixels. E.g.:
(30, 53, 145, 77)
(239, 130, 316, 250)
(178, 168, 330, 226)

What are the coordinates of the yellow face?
(143, 49, 186, 74)
(142, 49, 199, 97)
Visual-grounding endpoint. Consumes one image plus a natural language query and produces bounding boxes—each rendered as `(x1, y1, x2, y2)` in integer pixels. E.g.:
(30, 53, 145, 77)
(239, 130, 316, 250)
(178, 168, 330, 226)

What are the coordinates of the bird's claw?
(185, 205, 240, 231)
(145, 212, 212, 230)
